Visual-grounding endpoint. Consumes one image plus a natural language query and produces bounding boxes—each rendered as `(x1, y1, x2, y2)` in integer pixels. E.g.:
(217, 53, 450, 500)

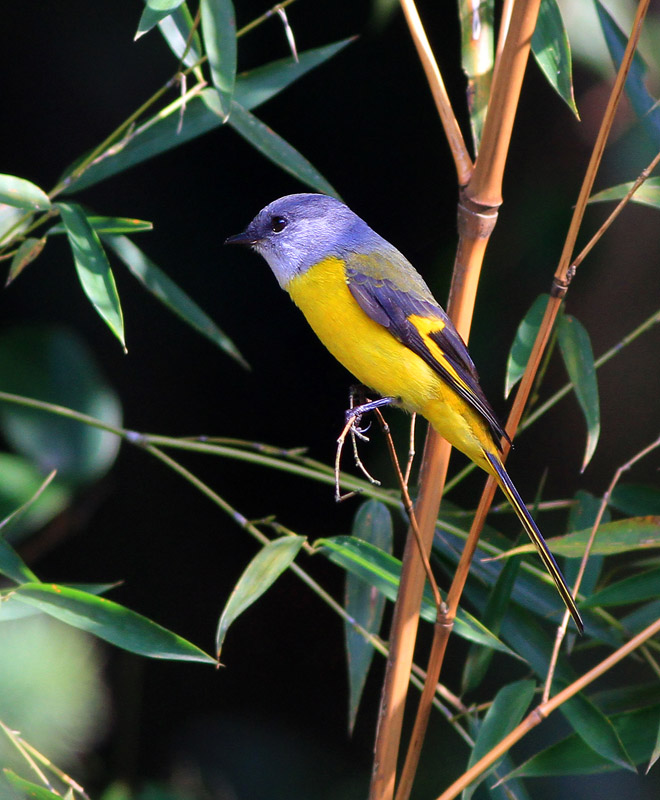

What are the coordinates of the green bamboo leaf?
(561, 690, 635, 771)
(216, 536, 305, 656)
(562, 490, 605, 597)
(461, 551, 520, 694)
(4, 770, 63, 800)
(504, 517, 660, 558)
(557, 314, 600, 470)
(158, 4, 204, 71)
(0, 582, 118, 622)
(622, 599, 660, 635)
(590, 178, 660, 210)
(458, 0, 495, 152)
(596, 1, 660, 148)
(136, 0, 186, 39)
(234, 38, 354, 110)
(0, 174, 51, 210)
(104, 234, 248, 368)
(505, 705, 657, 779)
(463, 680, 536, 800)
(531, 0, 579, 117)
(48, 216, 153, 235)
(610, 484, 660, 516)
(200, 0, 236, 118)
(581, 566, 660, 609)
(319, 536, 519, 657)
(6, 236, 46, 285)
(57, 203, 125, 349)
(229, 101, 338, 197)
(648, 718, 660, 773)
(345, 500, 392, 733)
(505, 294, 549, 398)
(13, 583, 216, 663)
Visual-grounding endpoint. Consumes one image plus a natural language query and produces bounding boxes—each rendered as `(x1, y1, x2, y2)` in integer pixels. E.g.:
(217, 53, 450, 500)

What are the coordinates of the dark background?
(2, 2, 660, 798)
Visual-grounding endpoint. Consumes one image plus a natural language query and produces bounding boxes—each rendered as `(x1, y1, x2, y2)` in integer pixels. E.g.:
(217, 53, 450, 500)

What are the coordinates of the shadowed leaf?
(200, 0, 236, 117)
(532, 0, 579, 117)
(505, 294, 549, 398)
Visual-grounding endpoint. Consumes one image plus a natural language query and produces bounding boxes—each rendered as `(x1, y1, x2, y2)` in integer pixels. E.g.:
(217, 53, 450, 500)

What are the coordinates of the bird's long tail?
(484, 450, 584, 634)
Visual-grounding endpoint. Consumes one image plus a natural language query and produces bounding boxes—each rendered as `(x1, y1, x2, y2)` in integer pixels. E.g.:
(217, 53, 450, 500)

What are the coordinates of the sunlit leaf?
(505, 294, 549, 398)
(463, 680, 536, 800)
(609, 484, 660, 516)
(57, 203, 125, 348)
(229, 101, 338, 197)
(590, 178, 660, 211)
(596, 0, 660, 148)
(48, 216, 153, 235)
(136, 0, 186, 38)
(158, 4, 204, 71)
(13, 583, 216, 663)
(0, 582, 118, 622)
(0, 174, 51, 211)
(457, 0, 494, 152)
(216, 536, 305, 656)
(104, 234, 248, 368)
(318, 536, 519, 656)
(561, 690, 635, 771)
(200, 0, 236, 117)
(4, 770, 63, 800)
(557, 314, 600, 470)
(345, 500, 392, 733)
(580, 566, 660, 608)
(0, 327, 122, 486)
(504, 517, 660, 558)
(531, 0, 579, 117)
(6, 236, 46, 285)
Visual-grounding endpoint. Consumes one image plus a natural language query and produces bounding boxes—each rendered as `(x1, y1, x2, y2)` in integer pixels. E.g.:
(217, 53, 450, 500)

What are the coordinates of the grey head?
(225, 193, 391, 289)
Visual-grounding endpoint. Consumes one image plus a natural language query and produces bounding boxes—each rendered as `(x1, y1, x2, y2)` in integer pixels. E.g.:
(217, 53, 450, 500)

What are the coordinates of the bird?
(225, 193, 583, 633)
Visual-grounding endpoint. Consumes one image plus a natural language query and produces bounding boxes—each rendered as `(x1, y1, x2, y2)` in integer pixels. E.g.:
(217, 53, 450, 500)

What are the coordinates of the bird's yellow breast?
(286, 256, 493, 467)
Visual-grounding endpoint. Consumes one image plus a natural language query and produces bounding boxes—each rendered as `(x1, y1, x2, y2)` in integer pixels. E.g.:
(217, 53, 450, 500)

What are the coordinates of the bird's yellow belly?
(286, 257, 492, 467)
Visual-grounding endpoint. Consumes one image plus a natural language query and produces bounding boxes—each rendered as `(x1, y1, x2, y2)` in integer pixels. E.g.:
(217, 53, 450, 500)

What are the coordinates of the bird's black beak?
(224, 230, 258, 246)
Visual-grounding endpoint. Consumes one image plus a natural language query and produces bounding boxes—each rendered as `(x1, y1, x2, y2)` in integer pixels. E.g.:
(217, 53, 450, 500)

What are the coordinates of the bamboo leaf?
(580, 566, 660, 609)
(13, 583, 216, 663)
(590, 178, 660, 210)
(48, 216, 153, 235)
(0, 174, 51, 210)
(463, 680, 536, 800)
(345, 500, 392, 733)
(561, 690, 635, 771)
(200, 0, 236, 118)
(609, 484, 660, 516)
(596, 1, 660, 148)
(57, 203, 125, 349)
(216, 536, 305, 657)
(562, 490, 605, 597)
(503, 517, 660, 558)
(458, 0, 494, 151)
(505, 294, 549, 398)
(4, 770, 63, 800)
(557, 314, 600, 470)
(104, 234, 248, 368)
(229, 101, 338, 196)
(137, 0, 186, 39)
(158, 4, 204, 71)
(531, 0, 579, 117)
(6, 236, 46, 285)
(318, 536, 519, 657)
(648, 717, 660, 773)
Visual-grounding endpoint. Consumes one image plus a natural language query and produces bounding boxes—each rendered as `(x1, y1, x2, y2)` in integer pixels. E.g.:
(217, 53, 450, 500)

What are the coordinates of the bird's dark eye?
(270, 216, 287, 233)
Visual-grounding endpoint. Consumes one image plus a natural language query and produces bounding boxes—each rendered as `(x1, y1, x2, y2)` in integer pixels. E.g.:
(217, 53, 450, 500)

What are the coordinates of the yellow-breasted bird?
(226, 193, 583, 633)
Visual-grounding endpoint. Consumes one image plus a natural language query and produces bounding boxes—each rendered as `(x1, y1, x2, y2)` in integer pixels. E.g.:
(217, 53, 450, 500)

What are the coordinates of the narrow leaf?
(345, 501, 392, 733)
(0, 174, 51, 210)
(13, 583, 216, 663)
(234, 38, 354, 110)
(560, 690, 635, 771)
(158, 4, 204, 70)
(463, 679, 536, 800)
(648, 716, 660, 773)
(458, 0, 494, 151)
(505, 294, 549, 398)
(503, 517, 660, 558)
(136, 0, 186, 39)
(216, 536, 305, 656)
(229, 101, 338, 197)
(610, 484, 660, 516)
(48, 216, 153, 235)
(104, 234, 248, 368)
(596, 1, 660, 148)
(319, 536, 519, 657)
(4, 770, 63, 800)
(0, 582, 118, 622)
(57, 203, 125, 348)
(557, 314, 600, 470)
(581, 566, 660, 608)
(590, 178, 660, 211)
(531, 0, 579, 117)
(200, 0, 236, 117)
(562, 490, 605, 597)
(6, 236, 46, 285)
